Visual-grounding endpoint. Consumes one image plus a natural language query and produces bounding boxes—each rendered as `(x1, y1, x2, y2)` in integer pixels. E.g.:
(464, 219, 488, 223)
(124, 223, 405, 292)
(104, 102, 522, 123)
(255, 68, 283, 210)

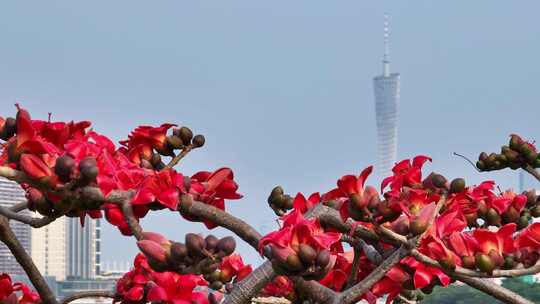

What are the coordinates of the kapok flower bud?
(174, 127, 193, 146)
(298, 244, 317, 266)
(217, 236, 236, 256)
(0, 117, 16, 140)
(475, 253, 495, 274)
(79, 157, 98, 183)
(285, 254, 303, 272)
(438, 257, 456, 271)
(192, 135, 205, 148)
(54, 155, 75, 182)
(315, 250, 330, 268)
(166, 135, 184, 150)
(185, 233, 205, 257)
(462, 256, 476, 269)
(137, 240, 168, 263)
(449, 178, 466, 194)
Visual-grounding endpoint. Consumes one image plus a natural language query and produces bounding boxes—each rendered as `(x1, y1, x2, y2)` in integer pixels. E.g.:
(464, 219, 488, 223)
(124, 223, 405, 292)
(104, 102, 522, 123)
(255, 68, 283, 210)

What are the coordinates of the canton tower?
(373, 14, 400, 179)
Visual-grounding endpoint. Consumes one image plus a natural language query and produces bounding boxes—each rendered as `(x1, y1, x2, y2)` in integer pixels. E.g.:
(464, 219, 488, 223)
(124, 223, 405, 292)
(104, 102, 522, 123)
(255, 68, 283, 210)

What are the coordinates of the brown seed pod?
(166, 135, 184, 149)
(217, 236, 236, 256)
(449, 178, 466, 194)
(210, 281, 223, 291)
(205, 235, 219, 251)
(185, 233, 205, 257)
(192, 135, 205, 148)
(54, 155, 75, 181)
(79, 157, 98, 183)
(431, 174, 447, 188)
(175, 127, 193, 146)
(0, 117, 16, 140)
(285, 254, 303, 272)
(316, 250, 331, 268)
(170, 242, 188, 262)
(298, 244, 317, 266)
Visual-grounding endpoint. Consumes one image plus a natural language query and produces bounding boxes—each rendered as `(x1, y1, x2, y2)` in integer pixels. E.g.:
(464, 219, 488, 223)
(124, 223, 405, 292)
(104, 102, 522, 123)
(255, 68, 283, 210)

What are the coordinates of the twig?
(0, 216, 58, 304)
(164, 145, 194, 169)
(10, 201, 29, 212)
(340, 245, 409, 304)
(0, 206, 56, 228)
(523, 164, 540, 183)
(118, 197, 144, 241)
(344, 245, 363, 290)
(453, 152, 481, 172)
(410, 249, 540, 278)
(453, 273, 534, 304)
(60, 290, 117, 304)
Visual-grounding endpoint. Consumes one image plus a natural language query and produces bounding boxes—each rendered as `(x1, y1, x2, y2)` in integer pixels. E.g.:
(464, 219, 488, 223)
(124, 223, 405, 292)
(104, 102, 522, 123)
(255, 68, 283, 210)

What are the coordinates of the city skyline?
(0, 177, 101, 282)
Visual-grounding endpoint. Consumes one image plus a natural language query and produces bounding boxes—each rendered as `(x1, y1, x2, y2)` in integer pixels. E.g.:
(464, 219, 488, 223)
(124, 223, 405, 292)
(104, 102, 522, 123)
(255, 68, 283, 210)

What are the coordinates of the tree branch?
(179, 195, 262, 249)
(220, 203, 341, 304)
(165, 145, 194, 169)
(60, 290, 117, 304)
(343, 245, 363, 290)
(453, 273, 535, 304)
(0, 205, 56, 228)
(10, 201, 29, 212)
(340, 245, 409, 304)
(119, 200, 144, 241)
(523, 164, 540, 183)
(0, 215, 58, 304)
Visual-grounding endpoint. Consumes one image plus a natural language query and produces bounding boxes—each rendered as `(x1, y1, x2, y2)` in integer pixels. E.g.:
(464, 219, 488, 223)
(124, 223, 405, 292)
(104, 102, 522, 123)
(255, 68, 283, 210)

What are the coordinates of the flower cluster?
(477, 134, 540, 171)
(0, 273, 40, 304)
(136, 231, 242, 282)
(115, 254, 220, 304)
(260, 148, 540, 303)
(259, 210, 341, 280)
(0, 106, 241, 234)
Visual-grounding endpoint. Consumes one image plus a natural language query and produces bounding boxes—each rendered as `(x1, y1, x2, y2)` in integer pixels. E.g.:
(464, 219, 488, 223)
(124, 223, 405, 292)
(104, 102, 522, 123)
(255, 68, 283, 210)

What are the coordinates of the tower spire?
(383, 13, 390, 77)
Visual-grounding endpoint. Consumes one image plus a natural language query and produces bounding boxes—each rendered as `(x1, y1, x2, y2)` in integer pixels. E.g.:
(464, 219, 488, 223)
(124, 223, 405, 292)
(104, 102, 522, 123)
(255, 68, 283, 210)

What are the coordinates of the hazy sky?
(1, 1, 540, 266)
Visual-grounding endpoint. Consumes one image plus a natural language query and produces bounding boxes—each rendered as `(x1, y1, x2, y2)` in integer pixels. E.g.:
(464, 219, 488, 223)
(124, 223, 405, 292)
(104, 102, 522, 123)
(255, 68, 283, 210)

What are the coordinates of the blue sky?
(1, 1, 540, 266)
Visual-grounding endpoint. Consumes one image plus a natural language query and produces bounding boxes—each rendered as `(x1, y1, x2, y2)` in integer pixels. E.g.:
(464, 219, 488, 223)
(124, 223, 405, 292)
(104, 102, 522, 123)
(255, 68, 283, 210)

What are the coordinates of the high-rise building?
(0, 177, 31, 275)
(31, 217, 67, 280)
(66, 217, 100, 279)
(0, 177, 32, 275)
(373, 14, 400, 179)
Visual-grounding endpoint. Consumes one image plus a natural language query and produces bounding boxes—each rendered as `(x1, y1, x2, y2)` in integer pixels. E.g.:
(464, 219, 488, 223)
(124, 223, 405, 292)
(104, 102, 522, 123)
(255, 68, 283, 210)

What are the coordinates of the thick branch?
(317, 206, 379, 241)
(0, 216, 58, 304)
(223, 261, 276, 304)
(60, 290, 117, 304)
(291, 276, 339, 303)
(179, 195, 262, 249)
(453, 273, 534, 304)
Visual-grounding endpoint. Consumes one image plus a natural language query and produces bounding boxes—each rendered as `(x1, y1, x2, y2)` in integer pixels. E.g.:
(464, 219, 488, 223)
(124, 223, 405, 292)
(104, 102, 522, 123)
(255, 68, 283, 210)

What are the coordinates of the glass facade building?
(0, 177, 31, 275)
